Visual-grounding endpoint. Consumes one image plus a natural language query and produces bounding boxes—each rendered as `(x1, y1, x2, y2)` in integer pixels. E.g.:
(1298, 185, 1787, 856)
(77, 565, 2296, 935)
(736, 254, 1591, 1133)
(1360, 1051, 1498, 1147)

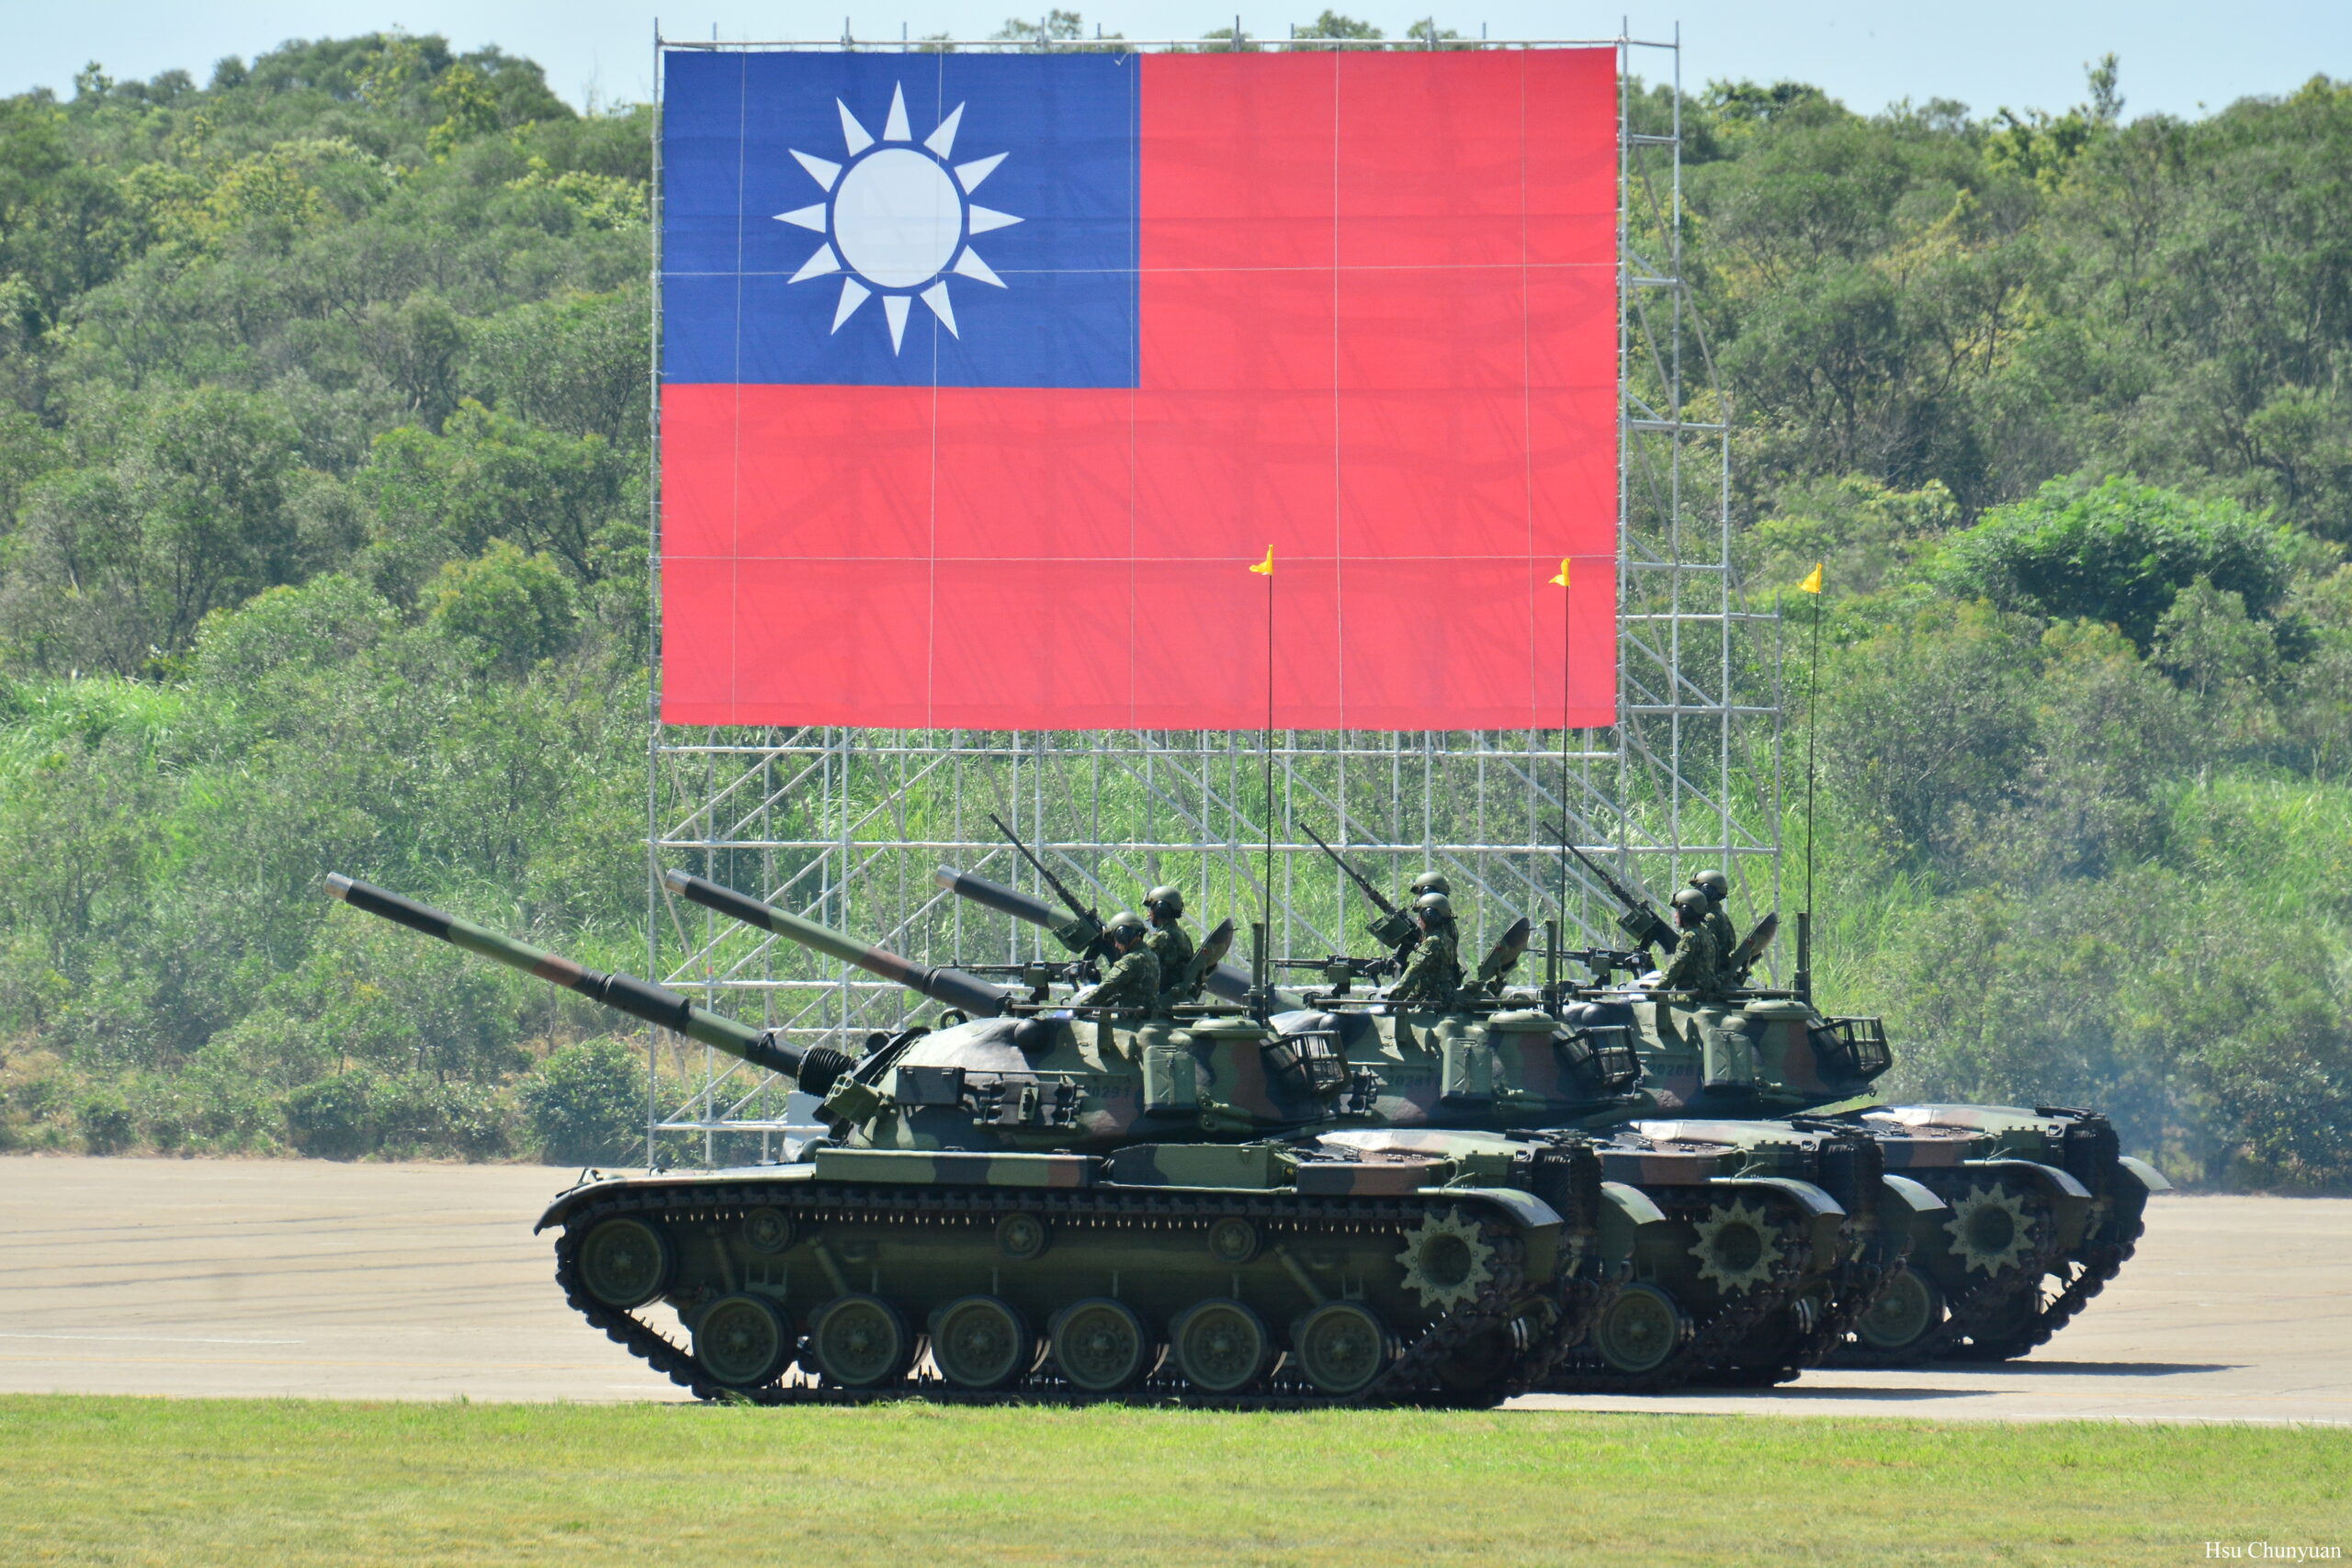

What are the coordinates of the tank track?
(1940, 1208, 2143, 1363)
(1709, 1223, 1911, 1387)
(1499, 1239, 1623, 1398)
(552, 1180, 1549, 1409)
(1539, 1191, 1817, 1394)
(1830, 1194, 2073, 1368)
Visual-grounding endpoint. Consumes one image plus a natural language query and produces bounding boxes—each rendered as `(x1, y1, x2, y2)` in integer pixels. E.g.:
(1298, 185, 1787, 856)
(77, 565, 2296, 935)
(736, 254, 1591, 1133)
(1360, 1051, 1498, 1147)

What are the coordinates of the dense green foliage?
(0, 34, 2346, 1184)
(0, 36, 650, 1161)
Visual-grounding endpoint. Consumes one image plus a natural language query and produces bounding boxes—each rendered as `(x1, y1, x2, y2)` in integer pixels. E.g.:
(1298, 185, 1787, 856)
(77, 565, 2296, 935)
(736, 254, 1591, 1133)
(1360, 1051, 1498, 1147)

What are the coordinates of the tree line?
(0, 29, 2346, 1183)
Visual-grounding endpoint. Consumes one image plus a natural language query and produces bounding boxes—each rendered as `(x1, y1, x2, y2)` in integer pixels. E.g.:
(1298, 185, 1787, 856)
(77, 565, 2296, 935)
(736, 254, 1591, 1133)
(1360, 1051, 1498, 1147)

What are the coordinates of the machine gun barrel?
(662, 869, 1012, 1018)
(1297, 821, 1399, 919)
(986, 815, 1105, 954)
(1542, 821, 1678, 953)
(1299, 818, 1423, 953)
(323, 874, 848, 1092)
(935, 865, 1311, 1010)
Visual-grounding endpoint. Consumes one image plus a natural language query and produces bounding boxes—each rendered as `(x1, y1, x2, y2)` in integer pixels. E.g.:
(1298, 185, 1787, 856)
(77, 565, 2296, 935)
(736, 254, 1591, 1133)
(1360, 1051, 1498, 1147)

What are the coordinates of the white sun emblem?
(775, 83, 1022, 355)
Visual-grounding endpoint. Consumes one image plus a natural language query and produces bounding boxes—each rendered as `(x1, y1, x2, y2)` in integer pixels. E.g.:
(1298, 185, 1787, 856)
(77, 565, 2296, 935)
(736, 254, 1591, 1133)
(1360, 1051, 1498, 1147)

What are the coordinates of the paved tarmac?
(0, 1156, 2343, 1421)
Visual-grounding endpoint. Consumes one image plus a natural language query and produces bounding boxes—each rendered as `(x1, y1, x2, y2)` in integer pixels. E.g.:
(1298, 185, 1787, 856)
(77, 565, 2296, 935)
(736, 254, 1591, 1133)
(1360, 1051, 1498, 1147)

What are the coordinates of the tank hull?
(537, 1138, 1621, 1407)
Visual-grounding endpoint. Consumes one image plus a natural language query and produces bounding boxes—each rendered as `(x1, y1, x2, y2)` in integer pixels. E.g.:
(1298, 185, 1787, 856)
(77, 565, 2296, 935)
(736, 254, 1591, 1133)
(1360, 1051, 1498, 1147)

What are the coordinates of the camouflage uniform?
(1143, 919, 1194, 988)
(1075, 944, 1162, 1010)
(1658, 924, 1722, 1000)
(1702, 905, 1738, 987)
(1386, 928, 1461, 1008)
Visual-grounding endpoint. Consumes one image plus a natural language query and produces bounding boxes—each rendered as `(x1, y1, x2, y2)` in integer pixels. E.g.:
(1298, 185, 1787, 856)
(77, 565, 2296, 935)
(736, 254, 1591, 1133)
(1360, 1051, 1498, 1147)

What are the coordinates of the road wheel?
(1856, 1266, 1944, 1353)
(577, 1216, 673, 1309)
(1291, 1302, 1391, 1396)
(693, 1293, 790, 1387)
(1591, 1282, 1685, 1375)
(930, 1295, 1032, 1391)
(1050, 1298, 1153, 1393)
(1170, 1298, 1270, 1393)
(808, 1292, 910, 1388)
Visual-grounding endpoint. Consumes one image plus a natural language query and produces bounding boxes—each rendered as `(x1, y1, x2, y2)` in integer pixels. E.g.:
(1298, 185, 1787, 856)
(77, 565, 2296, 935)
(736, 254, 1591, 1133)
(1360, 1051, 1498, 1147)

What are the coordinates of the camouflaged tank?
(1566, 979, 2170, 1364)
(935, 864, 1890, 1391)
(324, 872, 1634, 1405)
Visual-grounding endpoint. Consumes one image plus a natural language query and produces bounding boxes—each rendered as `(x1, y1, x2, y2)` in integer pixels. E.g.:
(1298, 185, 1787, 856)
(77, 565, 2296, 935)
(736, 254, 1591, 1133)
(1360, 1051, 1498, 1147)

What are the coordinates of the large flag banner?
(662, 48, 1617, 729)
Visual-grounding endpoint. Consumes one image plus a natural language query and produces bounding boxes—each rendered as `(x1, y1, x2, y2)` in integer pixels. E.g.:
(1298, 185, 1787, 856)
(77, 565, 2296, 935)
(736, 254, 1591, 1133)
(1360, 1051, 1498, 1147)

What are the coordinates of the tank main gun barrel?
(322, 874, 849, 1092)
(662, 869, 1012, 1018)
(935, 865, 1311, 1010)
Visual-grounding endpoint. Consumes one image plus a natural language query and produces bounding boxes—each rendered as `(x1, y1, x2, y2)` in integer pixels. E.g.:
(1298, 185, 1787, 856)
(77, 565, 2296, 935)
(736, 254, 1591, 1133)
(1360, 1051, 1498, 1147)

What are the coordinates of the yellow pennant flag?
(1250, 546, 1274, 576)
(1549, 558, 1572, 588)
(1799, 561, 1825, 594)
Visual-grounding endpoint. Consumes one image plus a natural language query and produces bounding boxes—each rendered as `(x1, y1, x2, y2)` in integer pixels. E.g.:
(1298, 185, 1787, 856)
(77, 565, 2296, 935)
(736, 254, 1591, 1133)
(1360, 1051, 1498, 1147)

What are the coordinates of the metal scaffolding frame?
(640, 30, 1779, 1162)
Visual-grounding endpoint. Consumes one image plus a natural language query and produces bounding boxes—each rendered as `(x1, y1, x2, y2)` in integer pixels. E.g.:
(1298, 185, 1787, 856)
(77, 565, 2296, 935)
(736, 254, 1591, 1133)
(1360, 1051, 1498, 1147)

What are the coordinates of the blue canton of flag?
(663, 51, 1140, 389)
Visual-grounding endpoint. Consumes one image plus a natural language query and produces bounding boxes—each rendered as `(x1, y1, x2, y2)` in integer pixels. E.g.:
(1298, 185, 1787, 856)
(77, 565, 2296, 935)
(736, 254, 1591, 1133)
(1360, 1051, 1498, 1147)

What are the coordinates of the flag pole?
(1805, 594, 1818, 916)
(1263, 549, 1273, 963)
(1551, 558, 1573, 986)
(1797, 561, 1824, 1001)
(1250, 546, 1276, 1006)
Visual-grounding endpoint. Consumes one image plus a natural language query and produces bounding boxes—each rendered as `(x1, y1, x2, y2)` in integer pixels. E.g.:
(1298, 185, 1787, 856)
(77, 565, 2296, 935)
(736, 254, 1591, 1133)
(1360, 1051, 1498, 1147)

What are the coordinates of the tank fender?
(1708, 1175, 1848, 1268)
(531, 1167, 819, 1233)
(1444, 1187, 1564, 1288)
(1965, 1158, 2094, 1250)
(1595, 1181, 1667, 1272)
(1444, 1187, 1562, 1233)
(1709, 1175, 1842, 1218)
(1879, 1173, 1948, 1213)
(2118, 1156, 2173, 1194)
(1876, 1173, 1948, 1256)
(1600, 1180, 1668, 1227)
(537, 1179, 630, 1233)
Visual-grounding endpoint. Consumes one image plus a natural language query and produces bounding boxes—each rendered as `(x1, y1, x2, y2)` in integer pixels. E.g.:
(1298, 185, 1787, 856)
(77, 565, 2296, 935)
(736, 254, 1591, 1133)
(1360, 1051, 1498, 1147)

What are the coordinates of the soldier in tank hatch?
(1689, 869, 1738, 987)
(1367, 870, 1451, 969)
(1658, 887, 1724, 1002)
(1385, 892, 1463, 1007)
(1071, 911, 1161, 1010)
(1142, 885, 1193, 977)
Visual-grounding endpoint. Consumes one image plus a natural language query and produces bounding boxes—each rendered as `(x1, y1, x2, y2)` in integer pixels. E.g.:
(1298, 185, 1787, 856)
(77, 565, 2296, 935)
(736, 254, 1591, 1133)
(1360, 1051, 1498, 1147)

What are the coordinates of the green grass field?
(1, 1398, 2345, 1567)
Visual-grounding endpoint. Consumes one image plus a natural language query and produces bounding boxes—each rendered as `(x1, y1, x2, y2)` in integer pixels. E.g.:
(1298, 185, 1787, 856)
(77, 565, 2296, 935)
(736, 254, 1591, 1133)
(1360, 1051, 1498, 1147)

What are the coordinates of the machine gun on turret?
(1297, 819, 1421, 956)
(1538, 945, 1654, 984)
(1272, 953, 1400, 995)
(987, 813, 1109, 967)
(936, 865, 1306, 1012)
(1541, 820, 1679, 957)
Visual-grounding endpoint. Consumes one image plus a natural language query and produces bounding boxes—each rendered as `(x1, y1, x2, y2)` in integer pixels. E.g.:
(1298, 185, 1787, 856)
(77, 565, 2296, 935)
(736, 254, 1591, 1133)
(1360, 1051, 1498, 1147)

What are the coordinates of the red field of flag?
(661, 49, 1618, 730)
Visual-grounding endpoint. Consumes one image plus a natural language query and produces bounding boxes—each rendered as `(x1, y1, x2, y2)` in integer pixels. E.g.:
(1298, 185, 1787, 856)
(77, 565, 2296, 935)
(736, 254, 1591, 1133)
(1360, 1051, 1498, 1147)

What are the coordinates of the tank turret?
(661, 867, 1373, 1145)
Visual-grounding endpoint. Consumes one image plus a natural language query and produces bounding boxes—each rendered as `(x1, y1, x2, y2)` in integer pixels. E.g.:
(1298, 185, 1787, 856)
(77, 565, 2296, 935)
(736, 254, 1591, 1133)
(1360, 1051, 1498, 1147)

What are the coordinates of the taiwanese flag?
(661, 49, 1617, 730)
